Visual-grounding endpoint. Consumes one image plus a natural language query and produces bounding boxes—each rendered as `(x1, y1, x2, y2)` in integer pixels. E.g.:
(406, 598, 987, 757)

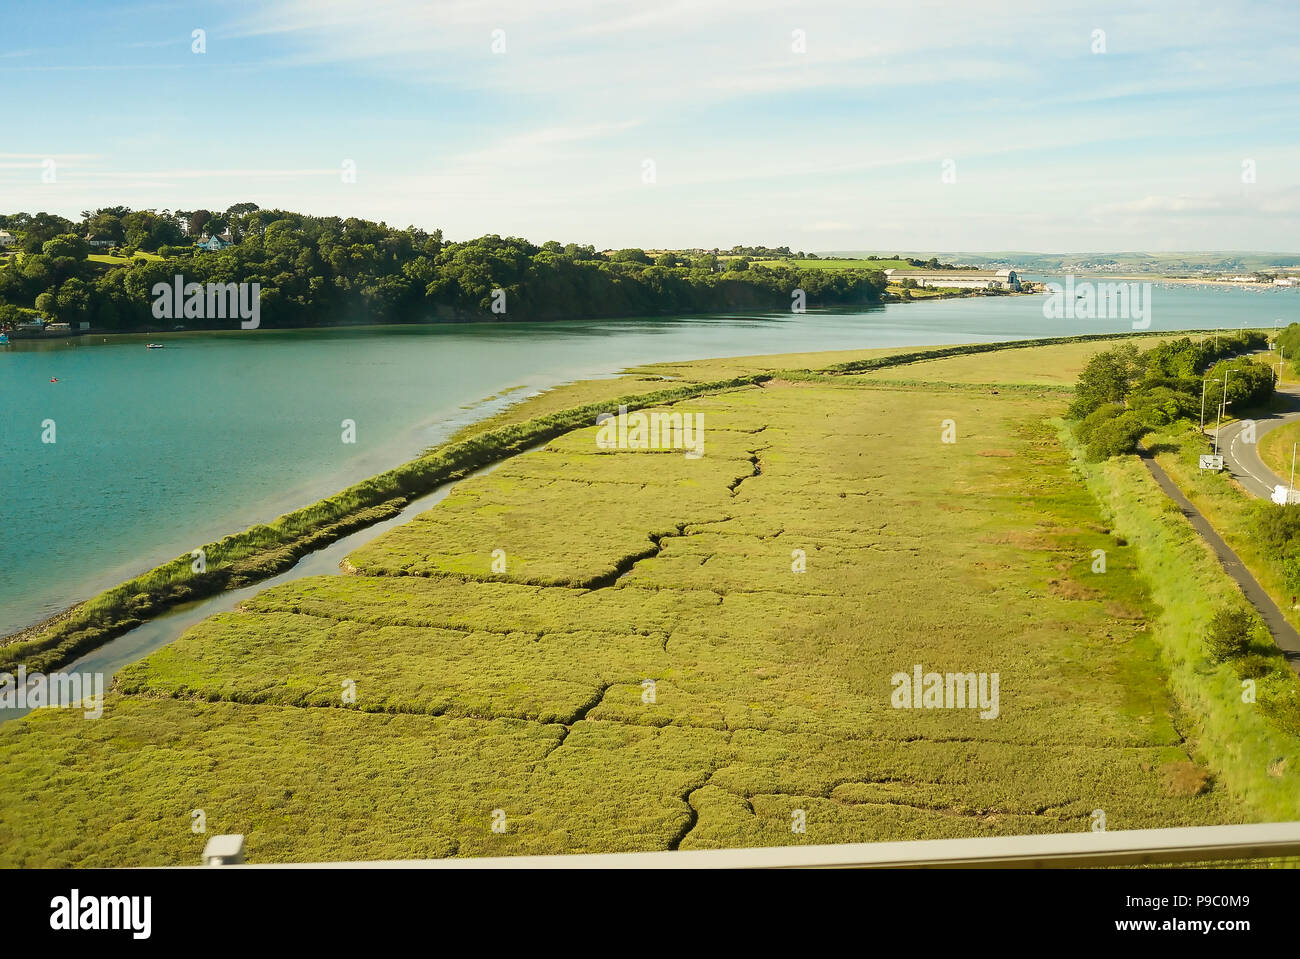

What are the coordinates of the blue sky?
(3, 0, 1299, 252)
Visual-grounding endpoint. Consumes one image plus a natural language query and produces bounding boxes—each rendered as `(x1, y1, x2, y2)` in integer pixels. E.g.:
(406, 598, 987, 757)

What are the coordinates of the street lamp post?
(1214, 369, 1232, 457)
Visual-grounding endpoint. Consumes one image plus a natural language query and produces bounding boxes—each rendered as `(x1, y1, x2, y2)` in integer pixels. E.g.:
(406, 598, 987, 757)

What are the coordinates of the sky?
(2, 0, 1299, 252)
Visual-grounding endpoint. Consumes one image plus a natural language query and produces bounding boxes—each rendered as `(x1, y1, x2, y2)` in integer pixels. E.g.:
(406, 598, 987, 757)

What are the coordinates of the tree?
(123, 211, 185, 252)
(186, 209, 214, 238)
(84, 206, 129, 241)
(52, 277, 92, 324)
(42, 234, 90, 261)
(1068, 344, 1142, 418)
(610, 248, 652, 265)
(1083, 409, 1149, 460)
(0, 208, 887, 329)
(34, 291, 56, 318)
(17, 212, 76, 253)
(1203, 357, 1275, 414)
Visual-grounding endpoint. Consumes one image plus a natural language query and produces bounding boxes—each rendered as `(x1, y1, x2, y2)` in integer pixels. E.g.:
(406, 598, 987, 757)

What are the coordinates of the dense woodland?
(1069, 332, 1274, 460)
(0, 205, 886, 330)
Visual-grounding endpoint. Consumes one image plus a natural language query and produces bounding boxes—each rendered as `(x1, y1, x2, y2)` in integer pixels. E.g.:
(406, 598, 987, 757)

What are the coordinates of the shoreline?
(0, 371, 769, 675)
(0, 372, 545, 639)
(0, 297, 893, 341)
(1094, 274, 1300, 290)
(0, 327, 1206, 677)
(1, 286, 1033, 342)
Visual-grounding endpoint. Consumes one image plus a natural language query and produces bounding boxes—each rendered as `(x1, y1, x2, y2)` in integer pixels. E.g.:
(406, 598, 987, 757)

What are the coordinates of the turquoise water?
(1, 282, 1296, 636)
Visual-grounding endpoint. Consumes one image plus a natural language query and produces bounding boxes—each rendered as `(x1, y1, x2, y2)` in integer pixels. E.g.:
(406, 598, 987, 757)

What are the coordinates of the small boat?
(146, 343, 164, 349)
(0, 333, 8, 345)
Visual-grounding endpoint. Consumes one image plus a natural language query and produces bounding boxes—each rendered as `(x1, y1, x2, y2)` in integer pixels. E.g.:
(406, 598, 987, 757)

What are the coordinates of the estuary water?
(1, 280, 1295, 637)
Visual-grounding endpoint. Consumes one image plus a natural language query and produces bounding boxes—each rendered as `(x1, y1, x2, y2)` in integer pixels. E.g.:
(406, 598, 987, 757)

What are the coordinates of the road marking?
(1211, 403, 1300, 500)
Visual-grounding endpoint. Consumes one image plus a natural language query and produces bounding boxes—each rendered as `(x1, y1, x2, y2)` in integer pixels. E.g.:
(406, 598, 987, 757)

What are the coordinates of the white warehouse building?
(884, 269, 1021, 291)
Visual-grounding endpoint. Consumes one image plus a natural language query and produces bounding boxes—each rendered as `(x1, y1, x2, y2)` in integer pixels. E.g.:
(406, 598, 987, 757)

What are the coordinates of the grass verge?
(1063, 426, 1300, 821)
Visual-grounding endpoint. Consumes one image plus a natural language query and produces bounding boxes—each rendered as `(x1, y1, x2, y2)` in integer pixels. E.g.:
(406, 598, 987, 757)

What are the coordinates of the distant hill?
(820, 251, 1300, 274)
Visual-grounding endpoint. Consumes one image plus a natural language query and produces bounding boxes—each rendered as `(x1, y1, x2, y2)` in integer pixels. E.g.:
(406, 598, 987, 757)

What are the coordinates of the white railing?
(199, 821, 1300, 868)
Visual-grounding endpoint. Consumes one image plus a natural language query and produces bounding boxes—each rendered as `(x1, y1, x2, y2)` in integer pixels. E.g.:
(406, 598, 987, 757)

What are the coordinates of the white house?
(84, 234, 115, 249)
(197, 232, 233, 252)
(884, 269, 1021, 291)
(0, 230, 16, 247)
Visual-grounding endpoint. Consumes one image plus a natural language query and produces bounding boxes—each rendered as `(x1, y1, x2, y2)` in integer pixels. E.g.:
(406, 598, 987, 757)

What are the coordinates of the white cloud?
(1093, 194, 1229, 216)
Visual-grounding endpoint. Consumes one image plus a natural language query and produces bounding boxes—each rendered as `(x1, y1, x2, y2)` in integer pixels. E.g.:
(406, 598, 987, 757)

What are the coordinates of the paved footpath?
(1138, 447, 1300, 672)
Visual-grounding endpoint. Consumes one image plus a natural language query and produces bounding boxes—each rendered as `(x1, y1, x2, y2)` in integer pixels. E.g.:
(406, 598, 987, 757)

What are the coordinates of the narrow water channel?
(0, 453, 522, 723)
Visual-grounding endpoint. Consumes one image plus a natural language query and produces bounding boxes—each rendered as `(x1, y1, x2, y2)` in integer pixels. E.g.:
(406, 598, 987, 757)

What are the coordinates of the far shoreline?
(0, 286, 1033, 343)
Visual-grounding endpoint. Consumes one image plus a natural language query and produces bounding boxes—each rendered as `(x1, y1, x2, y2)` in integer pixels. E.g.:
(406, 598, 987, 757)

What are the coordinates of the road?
(1138, 450, 1300, 668)
(1140, 379, 1300, 668)
(1214, 382, 1300, 499)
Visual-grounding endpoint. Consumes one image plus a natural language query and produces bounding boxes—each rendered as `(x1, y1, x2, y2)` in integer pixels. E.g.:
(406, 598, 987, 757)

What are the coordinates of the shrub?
(1072, 402, 1123, 445)
(1084, 410, 1150, 461)
(1254, 503, 1300, 551)
(1235, 652, 1284, 680)
(1128, 385, 1197, 426)
(1204, 606, 1260, 663)
(1204, 356, 1276, 412)
(1282, 551, 1300, 601)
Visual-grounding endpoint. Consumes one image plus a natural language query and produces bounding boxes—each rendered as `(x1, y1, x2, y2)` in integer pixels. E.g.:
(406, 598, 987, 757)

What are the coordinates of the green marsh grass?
(2, 373, 1257, 864)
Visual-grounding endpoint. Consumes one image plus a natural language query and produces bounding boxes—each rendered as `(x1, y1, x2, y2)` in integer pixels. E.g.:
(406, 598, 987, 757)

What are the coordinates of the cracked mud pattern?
(0, 380, 1247, 865)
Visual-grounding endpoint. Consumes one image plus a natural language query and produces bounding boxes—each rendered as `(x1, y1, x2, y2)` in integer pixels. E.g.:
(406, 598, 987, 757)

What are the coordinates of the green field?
(750, 258, 908, 271)
(1259, 421, 1300, 483)
(852, 336, 1184, 387)
(886, 284, 965, 299)
(87, 251, 164, 265)
(7, 338, 1294, 866)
